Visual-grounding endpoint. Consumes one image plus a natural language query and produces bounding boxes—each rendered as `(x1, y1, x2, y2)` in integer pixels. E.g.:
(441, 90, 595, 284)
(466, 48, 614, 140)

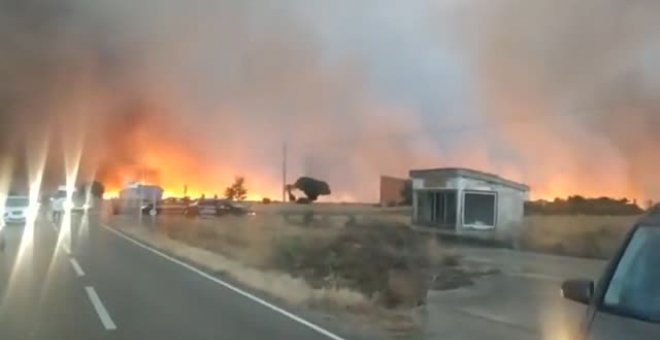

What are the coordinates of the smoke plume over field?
(466, 0, 660, 201)
(1, 0, 660, 201)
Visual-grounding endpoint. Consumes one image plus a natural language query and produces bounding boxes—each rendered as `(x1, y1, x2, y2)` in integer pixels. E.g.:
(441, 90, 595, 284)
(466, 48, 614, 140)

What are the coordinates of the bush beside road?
(108, 211, 479, 338)
(105, 204, 632, 339)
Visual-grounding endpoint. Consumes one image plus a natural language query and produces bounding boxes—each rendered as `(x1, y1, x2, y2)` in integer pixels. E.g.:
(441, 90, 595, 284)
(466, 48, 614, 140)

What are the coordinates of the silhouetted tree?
(90, 181, 105, 198)
(292, 177, 331, 201)
(76, 181, 105, 198)
(400, 180, 413, 206)
(225, 177, 248, 201)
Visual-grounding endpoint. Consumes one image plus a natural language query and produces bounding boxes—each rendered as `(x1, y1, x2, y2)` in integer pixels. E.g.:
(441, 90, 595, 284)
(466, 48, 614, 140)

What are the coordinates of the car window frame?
(593, 224, 660, 324)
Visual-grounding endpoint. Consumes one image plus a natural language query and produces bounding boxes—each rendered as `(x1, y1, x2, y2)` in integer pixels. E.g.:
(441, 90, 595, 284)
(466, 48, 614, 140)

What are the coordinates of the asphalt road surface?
(0, 213, 350, 340)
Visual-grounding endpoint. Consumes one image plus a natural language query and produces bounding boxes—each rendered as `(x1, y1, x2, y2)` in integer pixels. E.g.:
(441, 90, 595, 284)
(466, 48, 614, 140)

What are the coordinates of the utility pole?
(282, 142, 287, 203)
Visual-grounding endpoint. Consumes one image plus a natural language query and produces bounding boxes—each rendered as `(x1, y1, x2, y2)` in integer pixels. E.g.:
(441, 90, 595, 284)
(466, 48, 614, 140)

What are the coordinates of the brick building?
(380, 176, 407, 206)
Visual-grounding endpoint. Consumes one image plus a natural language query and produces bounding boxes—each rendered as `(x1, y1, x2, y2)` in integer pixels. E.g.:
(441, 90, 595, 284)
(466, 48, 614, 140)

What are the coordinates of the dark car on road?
(184, 199, 253, 217)
(562, 212, 660, 339)
(140, 198, 190, 215)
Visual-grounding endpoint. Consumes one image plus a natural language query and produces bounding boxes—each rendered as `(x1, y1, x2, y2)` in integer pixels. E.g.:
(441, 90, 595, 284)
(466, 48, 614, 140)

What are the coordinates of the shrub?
(272, 221, 431, 307)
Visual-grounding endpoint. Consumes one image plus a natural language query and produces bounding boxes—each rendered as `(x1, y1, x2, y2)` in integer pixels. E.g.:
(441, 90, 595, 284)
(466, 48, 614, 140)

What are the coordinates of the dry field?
(108, 203, 640, 337)
(519, 214, 639, 259)
(109, 205, 453, 338)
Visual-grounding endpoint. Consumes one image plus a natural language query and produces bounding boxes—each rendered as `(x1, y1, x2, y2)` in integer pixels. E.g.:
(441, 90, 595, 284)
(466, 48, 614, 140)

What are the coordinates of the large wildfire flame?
(95, 109, 281, 200)
(101, 138, 279, 200)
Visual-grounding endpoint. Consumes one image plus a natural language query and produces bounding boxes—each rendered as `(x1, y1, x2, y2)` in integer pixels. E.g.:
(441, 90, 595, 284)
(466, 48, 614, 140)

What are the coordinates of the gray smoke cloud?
(3, 0, 659, 201)
(0, 0, 445, 199)
(454, 0, 660, 200)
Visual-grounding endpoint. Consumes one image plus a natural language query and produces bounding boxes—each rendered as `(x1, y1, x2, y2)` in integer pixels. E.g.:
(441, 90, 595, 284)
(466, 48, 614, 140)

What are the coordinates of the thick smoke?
(458, 0, 660, 200)
(4, 0, 659, 201)
(0, 0, 443, 199)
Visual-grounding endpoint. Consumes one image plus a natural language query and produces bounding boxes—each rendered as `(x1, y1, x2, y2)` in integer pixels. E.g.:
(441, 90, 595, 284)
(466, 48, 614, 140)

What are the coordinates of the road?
(0, 213, 350, 340)
(424, 247, 607, 339)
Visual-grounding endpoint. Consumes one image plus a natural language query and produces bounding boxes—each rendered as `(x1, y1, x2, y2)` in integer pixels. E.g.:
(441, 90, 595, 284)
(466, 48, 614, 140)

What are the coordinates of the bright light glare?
(539, 300, 576, 340)
(3, 133, 49, 308)
(56, 138, 83, 253)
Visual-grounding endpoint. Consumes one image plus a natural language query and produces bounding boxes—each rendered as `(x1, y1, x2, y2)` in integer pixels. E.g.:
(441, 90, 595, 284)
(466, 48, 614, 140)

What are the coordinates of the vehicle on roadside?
(140, 202, 160, 215)
(561, 212, 660, 339)
(50, 186, 91, 215)
(4, 196, 30, 225)
(139, 198, 191, 216)
(184, 199, 254, 217)
(113, 183, 164, 215)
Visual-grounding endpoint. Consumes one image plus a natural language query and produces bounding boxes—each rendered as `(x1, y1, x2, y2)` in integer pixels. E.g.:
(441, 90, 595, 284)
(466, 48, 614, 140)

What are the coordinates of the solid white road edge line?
(100, 224, 347, 340)
(85, 286, 117, 331)
(69, 258, 85, 277)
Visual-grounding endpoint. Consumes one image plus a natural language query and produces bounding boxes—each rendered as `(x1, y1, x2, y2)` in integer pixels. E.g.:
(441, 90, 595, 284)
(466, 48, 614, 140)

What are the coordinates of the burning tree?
(225, 177, 248, 201)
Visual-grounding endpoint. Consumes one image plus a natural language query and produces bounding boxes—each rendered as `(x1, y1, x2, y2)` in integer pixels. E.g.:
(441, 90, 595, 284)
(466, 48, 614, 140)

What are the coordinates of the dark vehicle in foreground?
(184, 199, 254, 217)
(561, 213, 660, 340)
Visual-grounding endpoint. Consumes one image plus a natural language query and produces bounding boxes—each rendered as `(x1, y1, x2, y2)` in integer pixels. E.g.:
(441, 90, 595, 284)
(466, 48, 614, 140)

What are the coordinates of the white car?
(51, 187, 91, 213)
(4, 196, 30, 224)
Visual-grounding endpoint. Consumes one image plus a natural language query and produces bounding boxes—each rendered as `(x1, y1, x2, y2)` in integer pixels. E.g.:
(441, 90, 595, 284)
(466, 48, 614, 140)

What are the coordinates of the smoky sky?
(2, 0, 660, 200)
(461, 0, 660, 200)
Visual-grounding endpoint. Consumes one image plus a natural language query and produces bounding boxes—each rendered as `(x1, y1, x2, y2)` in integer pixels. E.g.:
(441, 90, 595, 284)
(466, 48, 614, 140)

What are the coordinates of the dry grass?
(250, 202, 411, 215)
(110, 208, 446, 306)
(520, 215, 639, 259)
(154, 214, 342, 269)
(110, 210, 443, 338)
(114, 223, 372, 309)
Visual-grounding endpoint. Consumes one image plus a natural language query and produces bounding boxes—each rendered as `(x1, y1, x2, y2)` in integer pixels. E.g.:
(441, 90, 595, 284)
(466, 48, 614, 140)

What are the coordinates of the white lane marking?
(100, 224, 346, 340)
(509, 272, 563, 283)
(457, 307, 535, 333)
(69, 258, 85, 277)
(85, 286, 117, 330)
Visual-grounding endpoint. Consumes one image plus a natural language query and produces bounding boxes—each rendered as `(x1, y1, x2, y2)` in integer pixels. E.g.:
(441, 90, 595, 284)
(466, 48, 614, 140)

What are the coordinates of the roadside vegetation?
(525, 196, 643, 215)
(148, 212, 467, 308)
(108, 194, 645, 337)
(519, 214, 638, 259)
(110, 205, 486, 337)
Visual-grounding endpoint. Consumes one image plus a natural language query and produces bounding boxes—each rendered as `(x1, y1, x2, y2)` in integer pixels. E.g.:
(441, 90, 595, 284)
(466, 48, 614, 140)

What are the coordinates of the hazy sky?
(2, 0, 660, 201)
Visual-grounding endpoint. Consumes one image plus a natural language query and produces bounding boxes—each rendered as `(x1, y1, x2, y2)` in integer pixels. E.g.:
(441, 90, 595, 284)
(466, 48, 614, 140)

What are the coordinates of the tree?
(90, 181, 105, 198)
(292, 177, 331, 201)
(400, 180, 413, 206)
(76, 181, 105, 198)
(225, 177, 248, 201)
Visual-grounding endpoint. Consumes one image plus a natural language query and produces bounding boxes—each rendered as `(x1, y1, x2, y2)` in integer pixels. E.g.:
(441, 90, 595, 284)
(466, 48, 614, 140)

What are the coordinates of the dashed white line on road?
(101, 224, 347, 340)
(85, 286, 117, 331)
(509, 272, 563, 283)
(69, 258, 85, 277)
(457, 307, 536, 333)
